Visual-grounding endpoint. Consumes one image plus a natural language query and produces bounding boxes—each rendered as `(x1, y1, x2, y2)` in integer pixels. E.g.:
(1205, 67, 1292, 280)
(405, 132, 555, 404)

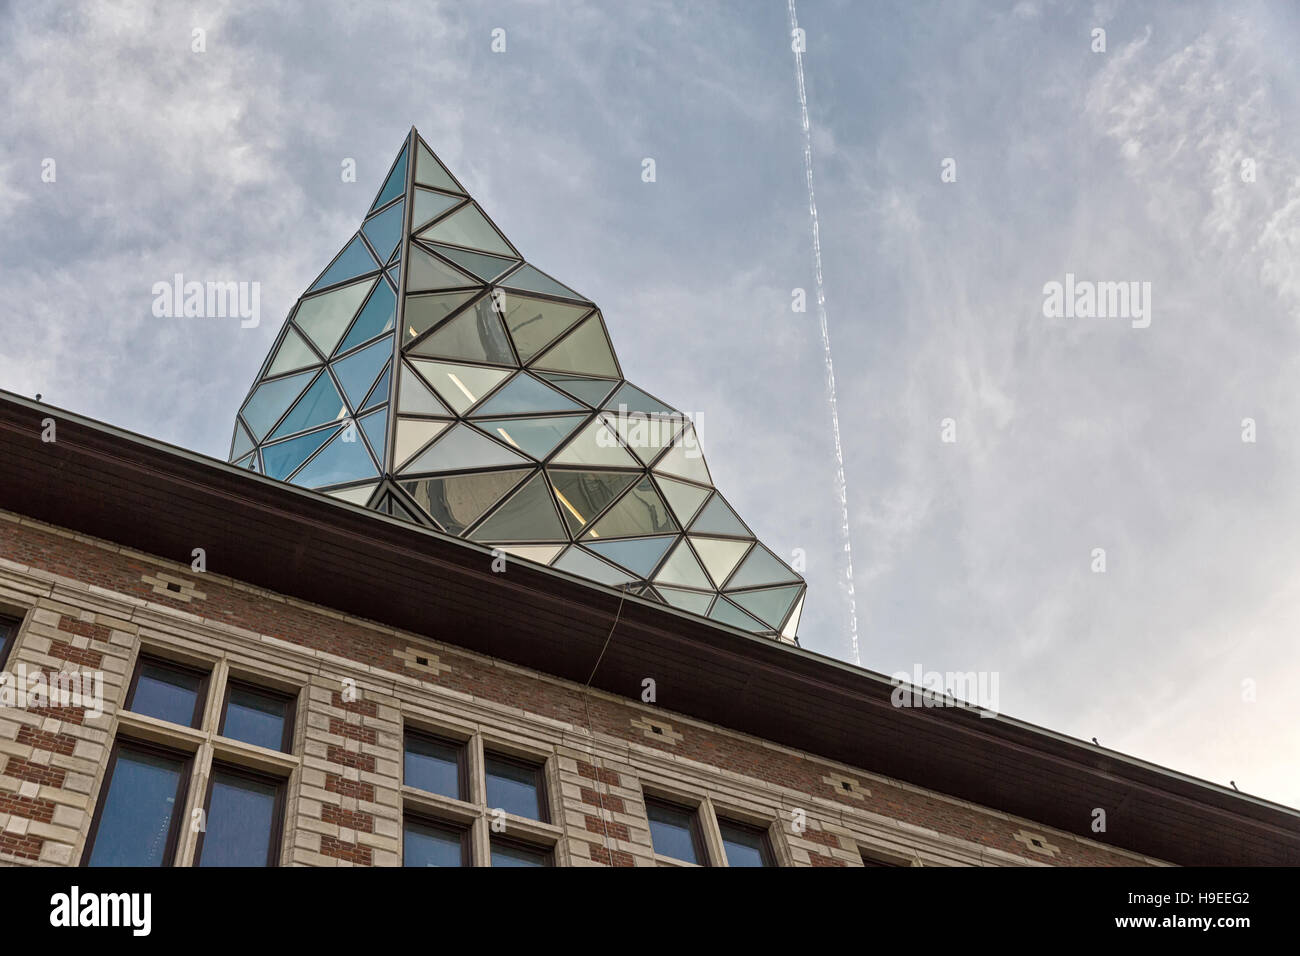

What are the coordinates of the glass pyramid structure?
(229, 129, 805, 641)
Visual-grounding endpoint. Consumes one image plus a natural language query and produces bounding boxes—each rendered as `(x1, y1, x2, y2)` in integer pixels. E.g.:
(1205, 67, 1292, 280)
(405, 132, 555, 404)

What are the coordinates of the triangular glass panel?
(498, 544, 564, 565)
(362, 364, 391, 412)
(292, 428, 380, 489)
(335, 280, 396, 356)
(538, 373, 619, 408)
(388, 493, 422, 523)
(402, 291, 477, 342)
(469, 373, 582, 417)
(415, 141, 464, 194)
(400, 469, 530, 534)
(725, 544, 801, 589)
(550, 416, 639, 468)
(361, 200, 404, 263)
(652, 425, 712, 485)
(657, 586, 715, 615)
(652, 539, 712, 590)
(359, 406, 388, 463)
(370, 143, 408, 212)
(501, 264, 587, 302)
(295, 276, 377, 357)
(234, 453, 253, 468)
(230, 421, 255, 461)
(388, 242, 401, 265)
(386, 265, 400, 287)
(408, 360, 509, 415)
(247, 454, 260, 473)
(475, 415, 585, 460)
(548, 469, 639, 537)
(531, 314, 618, 378)
(427, 243, 517, 282)
(411, 188, 461, 231)
(708, 597, 766, 632)
(554, 547, 634, 587)
(240, 370, 315, 441)
(585, 536, 675, 578)
(499, 295, 591, 363)
(332, 335, 392, 411)
(782, 595, 805, 640)
(326, 482, 377, 506)
(400, 423, 529, 474)
(398, 363, 451, 415)
(262, 426, 339, 481)
(656, 477, 710, 526)
(405, 246, 477, 293)
(469, 472, 566, 543)
(394, 418, 452, 469)
(728, 585, 802, 629)
(267, 326, 319, 377)
(603, 383, 678, 417)
(309, 235, 380, 293)
(603, 410, 684, 466)
(689, 536, 751, 589)
(689, 493, 750, 537)
(418, 204, 513, 256)
(408, 296, 514, 365)
(582, 477, 678, 539)
(268, 371, 349, 441)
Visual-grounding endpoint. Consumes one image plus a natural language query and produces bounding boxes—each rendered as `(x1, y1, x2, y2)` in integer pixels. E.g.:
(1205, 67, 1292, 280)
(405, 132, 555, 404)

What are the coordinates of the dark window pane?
(484, 755, 542, 820)
(87, 747, 186, 867)
(198, 770, 279, 867)
(404, 734, 461, 799)
(646, 800, 702, 864)
(404, 819, 467, 867)
(222, 685, 292, 752)
(490, 841, 550, 867)
(719, 820, 773, 867)
(129, 660, 204, 727)
(0, 630, 9, 667)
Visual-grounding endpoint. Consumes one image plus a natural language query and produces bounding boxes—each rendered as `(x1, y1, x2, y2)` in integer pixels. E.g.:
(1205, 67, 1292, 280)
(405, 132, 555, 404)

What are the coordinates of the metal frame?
(81, 736, 194, 866)
(192, 761, 288, 868)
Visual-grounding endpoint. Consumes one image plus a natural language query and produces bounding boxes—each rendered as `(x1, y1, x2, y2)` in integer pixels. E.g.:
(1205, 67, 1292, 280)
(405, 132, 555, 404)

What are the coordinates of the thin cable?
(578, 586, 628, 864)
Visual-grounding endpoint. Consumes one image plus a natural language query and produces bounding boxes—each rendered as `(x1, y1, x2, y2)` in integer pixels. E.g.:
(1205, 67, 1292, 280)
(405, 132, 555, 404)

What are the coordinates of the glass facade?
(229, 130, 804, 639)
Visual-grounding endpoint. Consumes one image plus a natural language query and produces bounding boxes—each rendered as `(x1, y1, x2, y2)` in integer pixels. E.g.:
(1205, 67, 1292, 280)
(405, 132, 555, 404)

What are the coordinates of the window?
(645, 797, 706, 865)
(194, 765, 285, 867)
(404, 817, 469, 867)
(84, 740, 191, 866)
(484, 753, 546, 821)
(490, 838, 552, 867)
(0, 615, 18, 671)
(219, 681, 295, 752)
(126, 655, 209, 728)
(404, 731, 465, 800)
(718, 819, 775, 867)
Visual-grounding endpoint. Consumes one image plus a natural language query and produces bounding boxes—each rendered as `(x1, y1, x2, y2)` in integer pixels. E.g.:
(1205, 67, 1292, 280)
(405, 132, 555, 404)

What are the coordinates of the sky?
(1, 0, 1298, 809)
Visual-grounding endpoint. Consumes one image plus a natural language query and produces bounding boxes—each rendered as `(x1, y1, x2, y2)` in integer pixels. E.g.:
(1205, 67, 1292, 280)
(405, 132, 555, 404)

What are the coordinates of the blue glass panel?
(475, 415, 584, 459)
(689, 494, 749, 537)
(335, 280, 396, 356)
(332, 336, 392, 410)
(537, 373, 618, 407)
(261, 426, 337, 480)
(291, 429, 379, 488)
(405, 735, 461, 798)
(362, 364, 391, 411)
(370, 143, 408, 213)
(647, 801, 702, 864)
(230, 422, 254, 461)
(362, 200, 404, 264)
(586, 536, 675, 578)
(719, 821, 771, 867)
(484, 755, 541, 820)
(490, 842, 549, 867)
(87, 747, 185, 866)
(268, 372, 347, 440)
(130, 661, 203, 727)
(222, 685, 291, 752)
(198, 771, 278, 867)
(241, 370, 314, 440)
(470, 374, 582, 417)
(308, 235, 380, 293)
(405, 820, 466, 867)
(359, 407, 388, 461)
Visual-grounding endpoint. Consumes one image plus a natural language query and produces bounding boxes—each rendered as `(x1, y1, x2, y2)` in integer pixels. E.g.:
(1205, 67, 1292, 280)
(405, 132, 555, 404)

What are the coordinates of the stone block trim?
(393, 646, 452, 677)
(1012, 830, 1061, 858)
(822, 771, 870, 801)
(629, 715, 683, 745)
(140, 572, 206, 602)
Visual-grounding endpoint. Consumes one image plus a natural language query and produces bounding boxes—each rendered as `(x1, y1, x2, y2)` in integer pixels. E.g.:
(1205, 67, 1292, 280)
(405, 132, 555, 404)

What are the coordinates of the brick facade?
(0, 509, 1164, 867)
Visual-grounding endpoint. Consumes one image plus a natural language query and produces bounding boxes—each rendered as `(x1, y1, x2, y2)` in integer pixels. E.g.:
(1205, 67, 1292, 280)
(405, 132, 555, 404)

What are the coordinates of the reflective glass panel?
(292, 429, 380, 488)
(268, 371, 348, 440)
(709, 597, 765, 631)
(499, 296, 589, 363)
(553, 547, 634, 586)
(197, 770, 279, 867)
(399, 469, 530, 534)
(408, 297, 514, 365)
(550, 416, 638, 468)
(403, 291, 477, 342)
(490, 842, 550, 867)
(532, 315, 618, 377)
(370, 143, 408, 212)
(586, 536, 675, 578)
(419, 204, 513, 256)
(359, 407, 388, 461)
(361, 199, 404, 263)
(335, 278, 396, 356)
(408, 360, 508, 415)
(689, 536, 751, 588)
(537, 373, 619, 407)
(548, 470, 639, 535)
(398, 363, 451, 415)
(726, 544, 801, 589)
(230, 422, 255, 462)
(362, 364, 391, 411)
(469, 374, 582, 417)
(309, 234, 379, 293)
(405, 246, 476, 293)
(261, 426, 338, 480)
(241, 370, 314, 440)
(411, 188, 461, 230)
(476, 415, 585, 460)
(689, 493, 749, 537)
(469, 473, 566, 542)
(87, 747, 186, 867)
(222, 685, 292, 751)
(332, 336, 392, 410)
(728, 585, 802, 629)
(653, 539, 712, 590)
(401, 423, 527, 473)
(646, 799, 703, 864)
(405, 819, 467, 867)
(652, 426, 712, 486)
(404, 733, 462, 799)
(583, 477, 677, 539)
(414, 141, 463, 193)
(484, 755, 543, 820)
(501, 263, 586, 301)
(129, 659, 205, 727)
(394, 418, 451, 468)
(295, 277, 377, 357)
(427, 243, 516, 281)
(656, 587, 715, 615)
(719, 821, 774, 867)
(656, 477, 710, 525)
(266, 325, 319, 377)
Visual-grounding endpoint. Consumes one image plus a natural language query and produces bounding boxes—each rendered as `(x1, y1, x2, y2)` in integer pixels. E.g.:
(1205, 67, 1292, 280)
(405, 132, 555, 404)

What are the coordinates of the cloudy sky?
(2, 0, 1298, 808)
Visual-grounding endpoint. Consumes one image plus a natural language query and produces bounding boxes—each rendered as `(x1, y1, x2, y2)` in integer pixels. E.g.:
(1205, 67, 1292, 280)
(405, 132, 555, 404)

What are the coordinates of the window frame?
(81, 737, 194, 867)
(717, 817, 777, 868)
(403, 729, 469, 802)
(403, 812, 471, 868)
(489, 835, 554, 868)
(217, 678, 297, 754)
(124, 653, 211, 729)
(483, 750, 549, 824)
(644, 795, 709, 866)
(192, 761, 287, 868)
(0, 615, 19, 672)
